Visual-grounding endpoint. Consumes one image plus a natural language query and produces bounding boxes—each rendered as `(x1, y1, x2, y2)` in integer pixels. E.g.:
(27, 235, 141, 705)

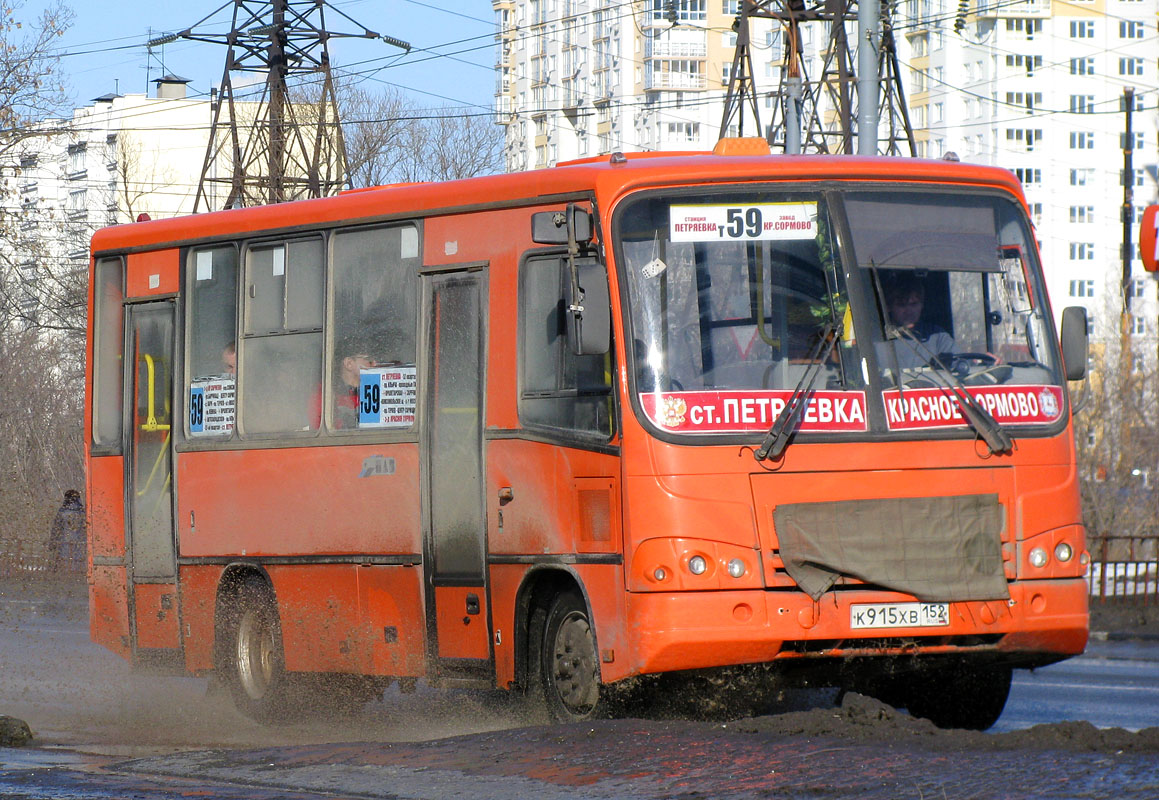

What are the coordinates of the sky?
(25, 0, 496, 115)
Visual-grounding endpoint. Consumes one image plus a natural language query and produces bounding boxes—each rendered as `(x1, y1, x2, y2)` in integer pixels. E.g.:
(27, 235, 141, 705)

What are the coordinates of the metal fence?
(1087, 535, 1159, 605)
(0, 539, 85, 579)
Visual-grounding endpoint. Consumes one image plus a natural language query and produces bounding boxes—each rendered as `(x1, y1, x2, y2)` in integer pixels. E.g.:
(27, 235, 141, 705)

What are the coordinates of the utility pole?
(718, 1, 762, 141)
(1119, 87, 1135, 479)
(856, 0, 879, 154)
(719, 0, 914, 156)
(158, 0, 409, 211)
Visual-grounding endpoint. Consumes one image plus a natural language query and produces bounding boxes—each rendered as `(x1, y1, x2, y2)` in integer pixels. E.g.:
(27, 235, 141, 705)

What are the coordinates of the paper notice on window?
(188, 377, 235, 435)
(195, 250, 214, 281)
(358, 366, 418, 428)
(670, 203, 817, 242)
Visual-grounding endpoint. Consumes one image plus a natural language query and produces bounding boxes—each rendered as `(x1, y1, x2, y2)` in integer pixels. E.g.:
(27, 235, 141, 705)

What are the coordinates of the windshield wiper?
(890, 325, 1014, 455)
(754, 321, 842, 462)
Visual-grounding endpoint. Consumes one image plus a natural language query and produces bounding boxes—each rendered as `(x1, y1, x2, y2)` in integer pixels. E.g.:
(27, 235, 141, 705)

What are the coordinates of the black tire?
(903, 664, 1013, 731)
(218, 578, 292, 722)
(534, 592, 604, 722)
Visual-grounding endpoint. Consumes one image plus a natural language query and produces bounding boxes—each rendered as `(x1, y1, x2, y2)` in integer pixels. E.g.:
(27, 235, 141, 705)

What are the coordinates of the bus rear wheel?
(903, 663, 1013, 731)
(219, 578, 291, 721)
(535, 592, 604, 722)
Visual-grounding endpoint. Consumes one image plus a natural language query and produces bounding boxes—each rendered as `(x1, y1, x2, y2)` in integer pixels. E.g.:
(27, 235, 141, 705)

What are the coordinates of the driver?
(881, 275, 955, 370)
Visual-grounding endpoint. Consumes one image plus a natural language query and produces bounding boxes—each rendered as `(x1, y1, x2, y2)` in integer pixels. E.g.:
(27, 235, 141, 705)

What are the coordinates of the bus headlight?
(727, 558, 746, 578)
(1054, 542, 1073, 563)
(688, 555, 708, 575)
(1028, 547, 1048, 568)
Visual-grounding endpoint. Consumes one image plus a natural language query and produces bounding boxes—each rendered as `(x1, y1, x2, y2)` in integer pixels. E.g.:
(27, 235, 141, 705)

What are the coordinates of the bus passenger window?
(519, 255, 614, 438)
(329, 224, 420, 431)
(92, 257, 125, 448)
(187, 246, 238, 438)
(240, 239, 324, 435)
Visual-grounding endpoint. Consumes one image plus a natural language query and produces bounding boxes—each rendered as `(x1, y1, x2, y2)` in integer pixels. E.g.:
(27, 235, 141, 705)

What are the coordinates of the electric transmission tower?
(720, 0, 914, 156)
(152, 0, 409, 211)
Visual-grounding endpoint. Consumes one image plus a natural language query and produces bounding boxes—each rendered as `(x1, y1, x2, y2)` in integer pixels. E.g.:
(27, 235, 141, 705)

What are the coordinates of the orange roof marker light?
(1141, 204, 1158, 272)
(712, 137, 772, 156)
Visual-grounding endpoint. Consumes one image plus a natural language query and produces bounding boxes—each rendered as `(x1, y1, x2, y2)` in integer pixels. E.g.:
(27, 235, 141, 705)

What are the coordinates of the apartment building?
(3, 77, 210, 322)
(493, 0, 1159, 344)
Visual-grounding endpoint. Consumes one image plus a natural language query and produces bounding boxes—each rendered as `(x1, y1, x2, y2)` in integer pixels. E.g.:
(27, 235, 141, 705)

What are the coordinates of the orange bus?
(86, 140, 1091, 730)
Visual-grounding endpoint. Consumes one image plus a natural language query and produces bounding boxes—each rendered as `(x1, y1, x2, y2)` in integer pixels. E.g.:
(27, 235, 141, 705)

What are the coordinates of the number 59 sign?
(670, 202, 817, 242)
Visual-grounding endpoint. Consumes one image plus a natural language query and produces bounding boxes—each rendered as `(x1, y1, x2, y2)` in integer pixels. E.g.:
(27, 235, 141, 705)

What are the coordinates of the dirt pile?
(733, 692, 1159, 753)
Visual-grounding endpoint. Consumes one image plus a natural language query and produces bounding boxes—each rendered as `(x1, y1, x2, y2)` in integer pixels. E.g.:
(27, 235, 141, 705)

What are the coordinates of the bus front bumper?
(623, 578, 1088, 677)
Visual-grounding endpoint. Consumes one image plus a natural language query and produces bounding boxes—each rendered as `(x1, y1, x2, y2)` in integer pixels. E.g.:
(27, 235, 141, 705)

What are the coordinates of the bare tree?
(337, 83, 411, 188)
(0, 1, 83, 554)
(113, 131, 183, 222)
(1074, 345, 1159, 544)
(335, 80, 503, 187)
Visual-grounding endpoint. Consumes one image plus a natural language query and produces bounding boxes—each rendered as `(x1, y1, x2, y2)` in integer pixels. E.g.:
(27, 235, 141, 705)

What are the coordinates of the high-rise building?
(493, 0, 1159, 343)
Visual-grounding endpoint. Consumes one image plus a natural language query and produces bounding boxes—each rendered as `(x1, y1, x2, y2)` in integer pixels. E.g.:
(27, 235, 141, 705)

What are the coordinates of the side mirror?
(564, 261, 610, 356)
(532, 205, 593, 245)
(1060, 306, 1088, 381)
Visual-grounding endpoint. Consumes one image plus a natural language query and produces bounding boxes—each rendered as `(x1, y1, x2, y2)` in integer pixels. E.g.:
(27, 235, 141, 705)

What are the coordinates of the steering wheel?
(951, 352, 1012, 385)
(951, 352, 1000, 366)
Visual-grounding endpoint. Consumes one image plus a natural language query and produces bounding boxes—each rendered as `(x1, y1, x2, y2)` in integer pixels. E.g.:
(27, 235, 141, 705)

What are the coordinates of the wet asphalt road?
(1, 580, 1157, 799)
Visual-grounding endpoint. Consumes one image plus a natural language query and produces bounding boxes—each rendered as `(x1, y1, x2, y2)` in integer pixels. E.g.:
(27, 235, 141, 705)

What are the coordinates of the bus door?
(125, 301, 181, 661)
(421, 265, 493, 685)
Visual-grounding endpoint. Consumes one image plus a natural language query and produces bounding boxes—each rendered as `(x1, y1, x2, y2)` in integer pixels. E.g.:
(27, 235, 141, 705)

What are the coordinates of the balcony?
(646, 71, 707, 91)
(976, 0, 1050, 17)
(645, 40, 707, 59)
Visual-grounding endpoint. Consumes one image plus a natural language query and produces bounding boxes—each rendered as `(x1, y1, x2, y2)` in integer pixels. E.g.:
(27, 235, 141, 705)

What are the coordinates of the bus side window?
(519, 254, 614, 438)
(330, 224, 420, 431)
(186, 246, 238, 439)
(92, 256, 125, 449)
(240, 238, 324, 435)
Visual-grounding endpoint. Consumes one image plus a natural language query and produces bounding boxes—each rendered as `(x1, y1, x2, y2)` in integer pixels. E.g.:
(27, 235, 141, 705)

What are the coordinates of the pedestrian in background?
(49, 490, 85, 573)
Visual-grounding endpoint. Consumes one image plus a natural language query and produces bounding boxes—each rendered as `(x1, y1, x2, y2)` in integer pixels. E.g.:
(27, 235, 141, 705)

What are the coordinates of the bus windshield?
(618, 187, 1066, 437)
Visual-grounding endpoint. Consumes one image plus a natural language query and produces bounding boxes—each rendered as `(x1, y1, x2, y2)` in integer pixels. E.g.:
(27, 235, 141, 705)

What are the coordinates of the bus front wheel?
(219, 578, 290, 721)
(535, 592, 604, 722)
(903, 663, 1013, 731)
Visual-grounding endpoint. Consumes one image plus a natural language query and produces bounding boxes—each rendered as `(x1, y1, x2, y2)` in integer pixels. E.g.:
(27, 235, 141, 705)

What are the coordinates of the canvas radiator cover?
(772, 494, 1009, 602)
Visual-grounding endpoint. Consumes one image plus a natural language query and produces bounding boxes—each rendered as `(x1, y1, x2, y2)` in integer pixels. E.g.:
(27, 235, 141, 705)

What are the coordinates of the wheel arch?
(512, 565, 597, 692)
(213, 562, 277, 670)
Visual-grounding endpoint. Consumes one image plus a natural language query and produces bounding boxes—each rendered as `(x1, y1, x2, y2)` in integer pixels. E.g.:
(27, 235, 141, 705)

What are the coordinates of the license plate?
(850, 602, 950, 629)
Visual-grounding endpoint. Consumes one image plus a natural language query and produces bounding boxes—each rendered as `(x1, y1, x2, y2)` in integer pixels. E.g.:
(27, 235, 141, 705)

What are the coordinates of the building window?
(1121, 169, 1145, 187)
(1130, 315, 1146, 336)
(1069, 205, 1095, 223)
(1119, 57, 1144, 76)
(1070, 20, 1095, 38)
(1069, 279, 1095, 297)
(1069, 95, 1096, 114)
(1006, 128, 1042, 151)
(1119, 20, 1144, 38)
(650, 0, 707, 23)
(1070, 58, 1095, 76)
(1069, 243, 1095, 261)
(1013, 168, 1041, 185)
(1069, 131, 1095, 149)
(1121, 92, 1145, 112)
(1006, 91, 1042, 111)
(666, 121, 701, 143)
(1129, 279, 1147, 299)
(1070, 168, 1095, 187)
(1005, 54, 1042, 75)
(1121, 132, 1145, 150)
(67, 144, 86, 176)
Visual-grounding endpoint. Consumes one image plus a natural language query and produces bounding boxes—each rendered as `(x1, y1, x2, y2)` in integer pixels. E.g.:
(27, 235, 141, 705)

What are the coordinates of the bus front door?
(422, 266, 493, 685)
(125, 301, 181, 664)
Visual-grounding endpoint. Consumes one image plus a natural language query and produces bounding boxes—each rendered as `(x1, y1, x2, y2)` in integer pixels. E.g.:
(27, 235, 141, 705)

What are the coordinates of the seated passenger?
(880, 275, 955, 370)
